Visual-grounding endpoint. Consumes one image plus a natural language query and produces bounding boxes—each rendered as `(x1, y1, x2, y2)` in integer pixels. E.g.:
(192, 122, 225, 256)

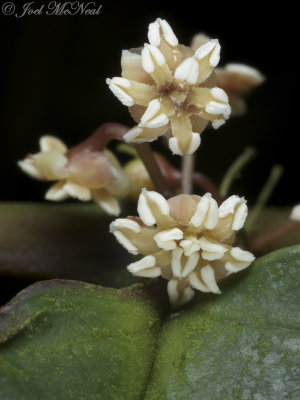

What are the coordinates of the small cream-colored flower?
(18, 135, 132, 216)
(110, 189, 255, 307)
(290, 205, 300, 221)
(107, 18, 231, 156)
(191, 33, 265, 116)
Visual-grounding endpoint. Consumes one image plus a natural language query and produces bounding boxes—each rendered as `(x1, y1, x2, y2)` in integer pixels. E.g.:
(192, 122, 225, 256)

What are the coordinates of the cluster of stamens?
(107, 18, 231, 155)
(110, 189, 255, 307)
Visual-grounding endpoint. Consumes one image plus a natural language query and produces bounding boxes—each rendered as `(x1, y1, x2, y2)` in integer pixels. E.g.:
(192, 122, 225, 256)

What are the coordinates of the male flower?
(110, 189, 255, 306)
(18, 135, 132, 215)
(107, 18, 231, 156)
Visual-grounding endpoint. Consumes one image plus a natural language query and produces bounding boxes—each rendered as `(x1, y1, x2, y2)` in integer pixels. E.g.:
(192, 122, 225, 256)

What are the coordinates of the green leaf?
(145, 245, 300, 399)
(0, 203, 137, 287)
(0, 280, 166, 400)
(0, 246, 299, 399)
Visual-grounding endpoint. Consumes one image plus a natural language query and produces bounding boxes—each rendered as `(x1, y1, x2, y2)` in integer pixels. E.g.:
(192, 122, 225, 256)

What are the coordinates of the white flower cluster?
(111, 189, 255, 306)
(18, 136, 131, 215)
(107, 18, 231, 156)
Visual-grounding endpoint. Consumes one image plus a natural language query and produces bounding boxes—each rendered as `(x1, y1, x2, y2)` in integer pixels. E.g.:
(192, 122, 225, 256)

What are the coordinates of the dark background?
(0, 0, 298, 205)
(0, 0, 298, 306)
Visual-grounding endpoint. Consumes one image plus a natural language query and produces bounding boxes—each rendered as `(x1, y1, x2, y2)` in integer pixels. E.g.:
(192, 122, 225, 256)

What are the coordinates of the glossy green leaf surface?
(0, 280, 164, 400)
(0, 246, 299, 399)
(145, 245, 300, 399)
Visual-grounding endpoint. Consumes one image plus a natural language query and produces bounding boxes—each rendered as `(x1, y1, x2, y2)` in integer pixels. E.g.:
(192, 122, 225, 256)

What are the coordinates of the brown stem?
(67, 123, 129, 158)
(250, 220, 300, 252)
(134, 143, 171, 197)
(153, 153, 181, 190)
(193, 173, 223, 205)
(181, 154, 195, 194)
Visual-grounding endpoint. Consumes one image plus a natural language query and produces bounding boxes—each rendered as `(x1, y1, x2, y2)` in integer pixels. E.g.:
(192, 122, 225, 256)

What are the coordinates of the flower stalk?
(66, 122, 129, 156)
(181, 154, 195, 195)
